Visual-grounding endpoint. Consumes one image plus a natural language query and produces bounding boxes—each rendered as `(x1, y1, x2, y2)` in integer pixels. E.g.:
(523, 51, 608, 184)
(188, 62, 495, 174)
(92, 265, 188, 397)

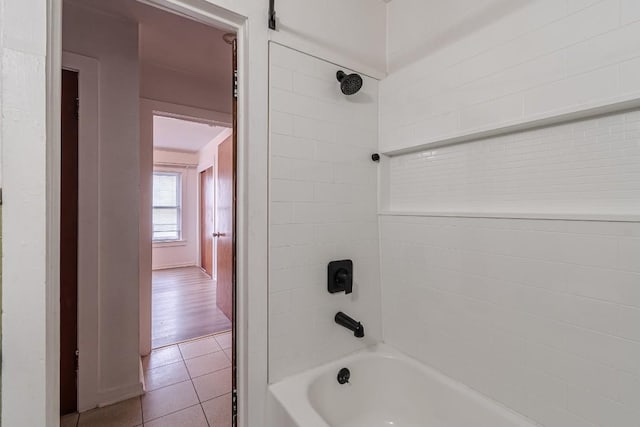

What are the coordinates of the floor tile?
(144, 360, 189, 391)
(179, 336, 222, 360)
(185, 350, 231, 378)
(61, 412, 79, 427)
(192, 368, 232, 402)
(143, 404, 208, 427)
(141, 380, 199, 422)
(142, 345, 182, 371)
(78, 397, 142, 427)
(214, 332, 232, 349)
(202, 393, 232, 427)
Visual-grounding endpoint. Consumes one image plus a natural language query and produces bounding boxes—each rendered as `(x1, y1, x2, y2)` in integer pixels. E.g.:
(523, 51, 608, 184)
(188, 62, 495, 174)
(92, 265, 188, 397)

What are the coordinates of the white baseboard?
(152, 262, 198, 270)
(96, 381, 145, 409)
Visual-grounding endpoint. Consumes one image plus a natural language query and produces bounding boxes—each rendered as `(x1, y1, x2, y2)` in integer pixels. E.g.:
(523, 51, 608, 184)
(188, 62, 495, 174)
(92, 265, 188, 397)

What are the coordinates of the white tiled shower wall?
(268, 44, 381, 382)
(382, 0, 640, 153)
(380, 2, 640, 425)
(380, 215, 640, 427)
(389, 110, 640, 214)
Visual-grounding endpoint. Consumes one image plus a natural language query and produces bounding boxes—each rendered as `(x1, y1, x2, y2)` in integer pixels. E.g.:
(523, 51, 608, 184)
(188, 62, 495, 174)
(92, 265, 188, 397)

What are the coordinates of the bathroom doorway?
(58, 0, 241, 424)
(151, 113, 232, 348)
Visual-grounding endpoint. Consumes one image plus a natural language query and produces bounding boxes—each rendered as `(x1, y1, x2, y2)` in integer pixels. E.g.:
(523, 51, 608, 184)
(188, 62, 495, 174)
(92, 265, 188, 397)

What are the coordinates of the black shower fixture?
(328, 260, 353, 294)
(268, 0, 277, 30)
(336, 70, 363, 95)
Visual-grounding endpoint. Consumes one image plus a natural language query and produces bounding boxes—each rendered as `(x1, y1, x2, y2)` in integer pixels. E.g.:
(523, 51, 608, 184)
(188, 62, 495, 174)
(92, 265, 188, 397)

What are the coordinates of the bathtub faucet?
(335, 312, 365, 338)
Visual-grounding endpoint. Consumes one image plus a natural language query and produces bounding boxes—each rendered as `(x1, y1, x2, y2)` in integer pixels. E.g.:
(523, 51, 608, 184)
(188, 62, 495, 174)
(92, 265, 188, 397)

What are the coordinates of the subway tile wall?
(381, 0, 640, 153)
(389, 110, 640, 214)
(380, 215, 640, 427)
(268, 43, 382, 382)
(381, 4, 640, 423)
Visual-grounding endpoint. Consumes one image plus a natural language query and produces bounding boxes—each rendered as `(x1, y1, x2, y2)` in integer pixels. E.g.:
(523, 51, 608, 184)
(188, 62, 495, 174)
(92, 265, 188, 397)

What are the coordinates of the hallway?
(152, 267, 231, 348)
(61, 333, 232, 426)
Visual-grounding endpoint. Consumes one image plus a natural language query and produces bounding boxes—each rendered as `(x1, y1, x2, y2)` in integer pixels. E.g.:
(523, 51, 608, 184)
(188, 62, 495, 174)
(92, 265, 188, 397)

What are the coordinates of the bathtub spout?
(335, 312, 365, 338)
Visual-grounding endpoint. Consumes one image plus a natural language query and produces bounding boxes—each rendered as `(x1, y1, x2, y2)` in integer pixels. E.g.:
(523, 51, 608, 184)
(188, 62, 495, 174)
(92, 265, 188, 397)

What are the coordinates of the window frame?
(152, 170, 184, 242)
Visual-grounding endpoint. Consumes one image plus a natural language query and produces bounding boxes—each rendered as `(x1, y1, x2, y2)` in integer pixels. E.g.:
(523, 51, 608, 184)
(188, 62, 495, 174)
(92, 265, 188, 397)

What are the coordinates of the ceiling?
(69, 0, 233, 86)
(153, 116, 229, 152)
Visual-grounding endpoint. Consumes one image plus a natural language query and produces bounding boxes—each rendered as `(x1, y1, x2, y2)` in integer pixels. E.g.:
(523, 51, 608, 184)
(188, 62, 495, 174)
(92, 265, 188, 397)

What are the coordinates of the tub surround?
(268, 43, 382, 383)
(374, 2, 640, 423)
(377, 109, 640, 427)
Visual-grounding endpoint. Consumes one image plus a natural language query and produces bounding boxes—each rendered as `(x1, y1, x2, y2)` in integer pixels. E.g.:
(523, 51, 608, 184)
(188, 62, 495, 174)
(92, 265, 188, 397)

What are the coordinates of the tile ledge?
(379, 211, 640, 223)
(380, 94, 640, 156)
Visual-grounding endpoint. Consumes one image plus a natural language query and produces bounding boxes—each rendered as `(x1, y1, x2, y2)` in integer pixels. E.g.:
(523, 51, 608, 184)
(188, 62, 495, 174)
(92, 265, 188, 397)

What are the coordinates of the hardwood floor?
(152, 266, 231, 348)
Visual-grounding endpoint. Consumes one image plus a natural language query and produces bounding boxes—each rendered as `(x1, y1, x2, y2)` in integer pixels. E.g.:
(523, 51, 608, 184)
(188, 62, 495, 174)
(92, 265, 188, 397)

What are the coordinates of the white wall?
(268, 44, 382, 382)
(271, 0, 386, 77)
(0, 0, 50, 424)
(62, 1, 143, 408)
(386, 0, 525, 73)
(382, 0, 640, 153)
(152, 150, 199, 270)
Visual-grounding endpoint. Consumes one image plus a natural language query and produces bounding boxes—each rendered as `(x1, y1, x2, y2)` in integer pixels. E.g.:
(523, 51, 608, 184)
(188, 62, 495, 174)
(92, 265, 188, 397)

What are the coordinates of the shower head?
(336, 70, 363, 96)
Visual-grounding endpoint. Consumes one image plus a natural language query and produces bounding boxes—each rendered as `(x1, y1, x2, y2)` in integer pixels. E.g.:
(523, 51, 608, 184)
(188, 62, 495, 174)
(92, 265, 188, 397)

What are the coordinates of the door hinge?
(233, 70, 238, 99)
(232, 387, 238, 425)
(74, 349, 79, 371)
(75, 98, 80, 120)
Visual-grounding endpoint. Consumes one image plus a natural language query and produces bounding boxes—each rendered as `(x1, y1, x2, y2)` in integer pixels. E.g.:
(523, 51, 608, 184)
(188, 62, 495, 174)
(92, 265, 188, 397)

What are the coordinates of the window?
(153, 172, 182, 241)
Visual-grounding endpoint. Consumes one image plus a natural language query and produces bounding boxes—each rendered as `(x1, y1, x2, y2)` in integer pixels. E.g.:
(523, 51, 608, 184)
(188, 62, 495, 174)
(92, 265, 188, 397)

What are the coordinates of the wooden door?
(215, 135, 234, 321)
(200, 167, 214, 276)
(60, 69, 79, 415)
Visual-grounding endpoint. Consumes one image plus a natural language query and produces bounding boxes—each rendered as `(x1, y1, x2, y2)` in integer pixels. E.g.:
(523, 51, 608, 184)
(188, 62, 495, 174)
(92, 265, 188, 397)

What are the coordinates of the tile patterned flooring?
(61, 333, 232, 426)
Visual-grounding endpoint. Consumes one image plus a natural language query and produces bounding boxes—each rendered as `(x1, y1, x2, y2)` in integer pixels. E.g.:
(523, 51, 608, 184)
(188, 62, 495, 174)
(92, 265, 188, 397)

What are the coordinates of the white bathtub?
(268, 344, 537, 427)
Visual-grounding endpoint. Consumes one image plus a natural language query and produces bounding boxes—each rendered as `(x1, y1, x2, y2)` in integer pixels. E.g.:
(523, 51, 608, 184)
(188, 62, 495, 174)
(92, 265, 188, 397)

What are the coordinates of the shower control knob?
(337, 367, 350, 385)
(328, 260, 353, 294)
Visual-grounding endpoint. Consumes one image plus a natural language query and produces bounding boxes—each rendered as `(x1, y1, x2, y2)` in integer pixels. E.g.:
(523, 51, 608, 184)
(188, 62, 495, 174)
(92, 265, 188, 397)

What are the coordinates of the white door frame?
(46, 0, 250, 424)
